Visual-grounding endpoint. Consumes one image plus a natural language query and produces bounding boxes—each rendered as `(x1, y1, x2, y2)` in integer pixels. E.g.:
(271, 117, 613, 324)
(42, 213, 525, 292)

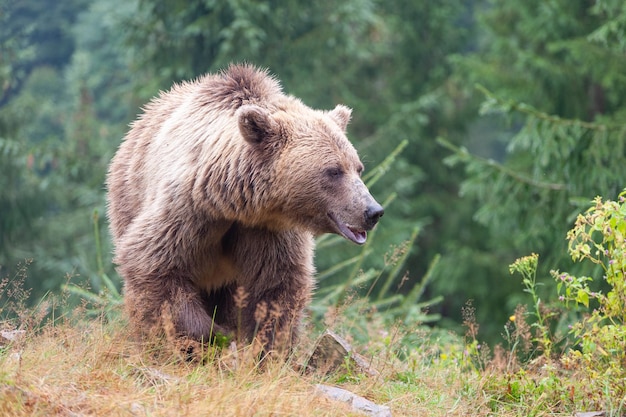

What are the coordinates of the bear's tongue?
(330, 214, 367, 245)
(346, 226, 367, 245)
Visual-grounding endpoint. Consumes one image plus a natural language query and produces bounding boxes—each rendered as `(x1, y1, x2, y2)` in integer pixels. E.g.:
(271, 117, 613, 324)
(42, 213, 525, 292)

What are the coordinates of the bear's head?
(237, 102, 383, 244)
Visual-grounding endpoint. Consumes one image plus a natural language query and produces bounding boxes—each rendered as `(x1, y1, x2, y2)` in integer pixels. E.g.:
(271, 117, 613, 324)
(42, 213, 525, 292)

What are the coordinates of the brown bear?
(106, 64, 383, 353)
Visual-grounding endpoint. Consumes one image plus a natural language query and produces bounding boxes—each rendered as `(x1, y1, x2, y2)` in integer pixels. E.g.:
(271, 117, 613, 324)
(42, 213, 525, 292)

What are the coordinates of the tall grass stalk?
(62, 210, 121, 317)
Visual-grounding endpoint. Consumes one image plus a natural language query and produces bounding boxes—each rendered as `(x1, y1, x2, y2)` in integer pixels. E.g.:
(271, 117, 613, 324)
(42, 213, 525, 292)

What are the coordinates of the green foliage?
(0, 65, 115, 297)
(62, 211, 122, 320)
(485, 192, 626, 412)
(0, 131, 49, 266)
(552, 191, 626, 407)
(443, 86, 626, 256)
(481, 366, 579, 416)
(588, 0, 626, 53)
(440, 0, 626, 341)
(0, 0, 91, 108)
(509, 254, 554, 357)
(126, 0, 387, 108)
(558, 192, 626, 320)
(0, 0, 135, 298)
(454, 0, 626, 117)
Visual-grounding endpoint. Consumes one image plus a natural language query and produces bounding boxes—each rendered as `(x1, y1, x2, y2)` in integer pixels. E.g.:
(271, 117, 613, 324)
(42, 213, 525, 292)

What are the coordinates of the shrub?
(551, 190, 626, 409)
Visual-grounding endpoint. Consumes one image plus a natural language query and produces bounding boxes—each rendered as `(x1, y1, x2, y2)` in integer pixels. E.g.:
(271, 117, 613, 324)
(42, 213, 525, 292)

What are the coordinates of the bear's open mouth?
(328, 213, 367, 245)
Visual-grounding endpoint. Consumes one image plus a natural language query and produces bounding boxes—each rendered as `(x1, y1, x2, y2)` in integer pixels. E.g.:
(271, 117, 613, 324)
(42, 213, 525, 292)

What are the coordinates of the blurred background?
(1, 0, 625, 344)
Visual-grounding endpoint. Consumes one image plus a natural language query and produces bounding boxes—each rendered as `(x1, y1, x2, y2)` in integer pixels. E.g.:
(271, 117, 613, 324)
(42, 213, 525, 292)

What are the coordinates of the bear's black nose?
(365, 203, 384, 229)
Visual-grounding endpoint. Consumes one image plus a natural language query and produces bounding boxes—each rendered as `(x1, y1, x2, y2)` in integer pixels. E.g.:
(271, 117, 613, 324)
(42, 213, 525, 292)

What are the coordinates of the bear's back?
(107, 65, 286, 240)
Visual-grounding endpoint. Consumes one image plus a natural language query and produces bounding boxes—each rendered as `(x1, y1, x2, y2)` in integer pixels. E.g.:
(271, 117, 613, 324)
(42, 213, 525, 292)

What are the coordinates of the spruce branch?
(476, 84, 625, 132)
(437, 137, 567, 191)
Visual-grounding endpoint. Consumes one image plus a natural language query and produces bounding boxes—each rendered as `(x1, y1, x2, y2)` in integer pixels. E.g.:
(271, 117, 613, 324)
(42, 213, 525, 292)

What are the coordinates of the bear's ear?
(329, 104, 352, 132)
(237, 104, 280, 145)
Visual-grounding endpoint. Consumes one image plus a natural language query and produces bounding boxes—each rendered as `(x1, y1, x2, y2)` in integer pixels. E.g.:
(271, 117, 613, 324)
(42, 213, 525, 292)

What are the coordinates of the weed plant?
(478, 190, 626, 415)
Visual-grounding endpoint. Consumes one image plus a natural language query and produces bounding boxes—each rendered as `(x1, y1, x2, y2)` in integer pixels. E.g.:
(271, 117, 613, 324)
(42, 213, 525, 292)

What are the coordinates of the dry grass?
(0, 309, 493, 417)
(0, 320, 342, 416)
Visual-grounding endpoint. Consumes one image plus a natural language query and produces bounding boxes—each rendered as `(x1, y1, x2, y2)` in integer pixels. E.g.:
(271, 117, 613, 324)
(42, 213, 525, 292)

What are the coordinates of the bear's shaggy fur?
(107, 64, 383, 352)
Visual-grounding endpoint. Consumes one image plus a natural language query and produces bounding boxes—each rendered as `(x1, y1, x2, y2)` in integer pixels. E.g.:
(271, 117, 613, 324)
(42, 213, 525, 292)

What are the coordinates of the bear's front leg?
(245, 283, 312, 355)
(124, 275, 231, 343)
(116, 212, 232, 343)
(230, 227, 315, 354)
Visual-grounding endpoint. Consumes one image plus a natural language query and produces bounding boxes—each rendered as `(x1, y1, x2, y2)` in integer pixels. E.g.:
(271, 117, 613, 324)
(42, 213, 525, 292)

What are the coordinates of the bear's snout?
(365, 202, 384, 229)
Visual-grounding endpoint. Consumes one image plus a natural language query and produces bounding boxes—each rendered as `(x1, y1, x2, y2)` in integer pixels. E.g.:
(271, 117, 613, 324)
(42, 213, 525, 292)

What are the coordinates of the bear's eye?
(357, 164, 364, 176)
(325, 167, 343, 179)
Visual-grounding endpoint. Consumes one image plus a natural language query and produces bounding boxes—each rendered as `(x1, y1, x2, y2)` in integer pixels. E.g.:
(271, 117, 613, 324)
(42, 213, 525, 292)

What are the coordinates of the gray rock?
(315, 384, 392, 417)
(306, 329, 378, 376)
(0, 329, 26, 342)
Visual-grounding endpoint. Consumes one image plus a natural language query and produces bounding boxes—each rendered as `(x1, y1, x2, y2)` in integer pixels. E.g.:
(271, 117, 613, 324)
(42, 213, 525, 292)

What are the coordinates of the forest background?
(1, 0, 625, 346)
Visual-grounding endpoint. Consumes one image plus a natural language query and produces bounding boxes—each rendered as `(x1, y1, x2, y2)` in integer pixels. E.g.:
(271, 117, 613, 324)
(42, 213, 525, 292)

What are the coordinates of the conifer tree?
(441, 0, 626, 333)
